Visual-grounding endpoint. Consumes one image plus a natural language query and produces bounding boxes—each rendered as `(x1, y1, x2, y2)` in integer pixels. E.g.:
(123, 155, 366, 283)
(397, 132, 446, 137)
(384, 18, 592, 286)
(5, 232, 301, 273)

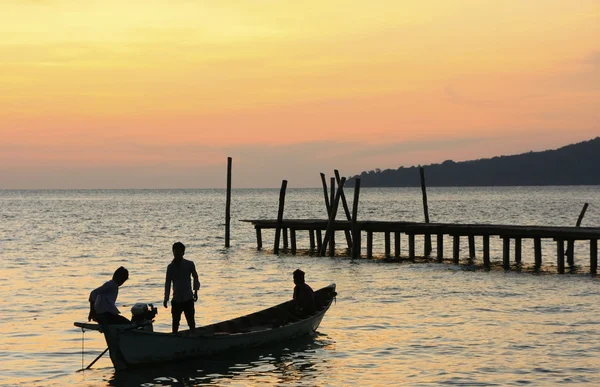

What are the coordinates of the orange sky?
(1, 0, 598, 188)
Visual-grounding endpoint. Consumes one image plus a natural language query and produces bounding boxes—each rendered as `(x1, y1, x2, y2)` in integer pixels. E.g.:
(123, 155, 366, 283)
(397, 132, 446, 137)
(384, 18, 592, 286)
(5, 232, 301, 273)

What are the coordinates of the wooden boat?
(74, 283, 336, 370)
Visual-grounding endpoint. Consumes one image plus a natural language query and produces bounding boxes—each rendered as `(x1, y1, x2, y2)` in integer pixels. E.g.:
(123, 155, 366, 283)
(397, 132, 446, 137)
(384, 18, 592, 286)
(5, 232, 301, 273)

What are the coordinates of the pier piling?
(351, 178, 361, 259)
(273, 180, 287, 255)
(225, 157, 232, 248)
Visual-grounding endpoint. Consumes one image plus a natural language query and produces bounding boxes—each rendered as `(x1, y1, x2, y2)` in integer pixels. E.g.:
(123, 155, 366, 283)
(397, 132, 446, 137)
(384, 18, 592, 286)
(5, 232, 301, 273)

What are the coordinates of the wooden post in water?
(320, 177, 346, 257)
(309, 230, 316, 252)
(409, 234, 415, 260)
(255, 228, 262, 250)
(468, 235, 475, 260)
(328, 177, 336, 256)
(273, 180, 287, 255)
(483, 235, 490, 268)
(534, 237, 542, 270)
(419, 167, 432, 256)
(283, 228, 289, 251)
(334, 170, 353, 249)
(567, 203, 589, 267)
(367, 231, 373, 258)
(591, 239, 598, 275)
(576, 203, 589, 227)
(320, 173, 331, 215)
(566, 239, 575, 267)
(437, 234, 444, 262)
(394, 232, 401, 258)
(316, 230, 323, 253)
(351, 178, 361, 259)
(557, 239, 565, 274)
(503, 237, 510, 270)
(290, 229, 297, 255)
(453, 236, 460, 264)
(225, 157, 232, 248)
(515, 238, 522, 265)
(385, 232, 391, 258)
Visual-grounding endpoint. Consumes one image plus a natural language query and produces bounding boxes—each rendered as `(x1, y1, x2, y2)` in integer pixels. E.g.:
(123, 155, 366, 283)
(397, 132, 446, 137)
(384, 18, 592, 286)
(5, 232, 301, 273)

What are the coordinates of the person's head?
(172, 242, 186, 260)
(293, 269, 305, 285)
(113, 266, 129, 286)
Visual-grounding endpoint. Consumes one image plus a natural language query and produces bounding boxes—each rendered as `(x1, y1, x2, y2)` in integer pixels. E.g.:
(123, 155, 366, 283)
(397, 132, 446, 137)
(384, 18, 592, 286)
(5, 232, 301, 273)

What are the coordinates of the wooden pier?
(236, 169, 598, 275)
(242, 219, 600, 274)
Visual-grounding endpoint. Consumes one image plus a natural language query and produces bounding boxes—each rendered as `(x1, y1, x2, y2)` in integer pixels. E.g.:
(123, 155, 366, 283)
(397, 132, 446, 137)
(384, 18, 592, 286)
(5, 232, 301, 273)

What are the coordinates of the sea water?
(1, 187, 599, 386)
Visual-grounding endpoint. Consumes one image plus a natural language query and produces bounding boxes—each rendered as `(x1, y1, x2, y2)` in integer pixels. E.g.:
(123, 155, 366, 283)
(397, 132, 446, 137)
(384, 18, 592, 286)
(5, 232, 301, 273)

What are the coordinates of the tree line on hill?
(346, 137, 600, 187)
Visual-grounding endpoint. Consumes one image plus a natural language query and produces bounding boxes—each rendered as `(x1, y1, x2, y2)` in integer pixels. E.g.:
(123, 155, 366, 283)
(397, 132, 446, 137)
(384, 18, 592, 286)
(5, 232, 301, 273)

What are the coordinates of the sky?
(1, 0, 598, 188)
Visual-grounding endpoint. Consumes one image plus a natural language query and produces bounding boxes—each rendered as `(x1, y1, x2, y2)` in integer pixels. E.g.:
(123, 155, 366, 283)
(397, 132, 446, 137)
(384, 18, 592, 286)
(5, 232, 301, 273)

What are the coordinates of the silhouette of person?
(293, 269, 315, 316)
(88, 266, 131, 325)
(163, 242, 200, 333)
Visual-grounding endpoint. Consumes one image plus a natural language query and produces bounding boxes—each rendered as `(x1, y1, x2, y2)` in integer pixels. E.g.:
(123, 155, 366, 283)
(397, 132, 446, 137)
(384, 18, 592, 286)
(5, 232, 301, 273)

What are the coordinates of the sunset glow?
(1, 0, 598, 188)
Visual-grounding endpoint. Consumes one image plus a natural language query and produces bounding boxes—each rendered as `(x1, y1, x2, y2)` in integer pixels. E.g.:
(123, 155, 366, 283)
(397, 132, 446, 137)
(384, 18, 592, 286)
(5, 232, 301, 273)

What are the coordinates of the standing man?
(163, 242, 200, 333)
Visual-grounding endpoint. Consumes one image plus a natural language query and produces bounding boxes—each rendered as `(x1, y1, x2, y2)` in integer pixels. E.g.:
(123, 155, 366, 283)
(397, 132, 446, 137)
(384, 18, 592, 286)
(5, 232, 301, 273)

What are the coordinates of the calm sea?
(1, 187, 599, 386)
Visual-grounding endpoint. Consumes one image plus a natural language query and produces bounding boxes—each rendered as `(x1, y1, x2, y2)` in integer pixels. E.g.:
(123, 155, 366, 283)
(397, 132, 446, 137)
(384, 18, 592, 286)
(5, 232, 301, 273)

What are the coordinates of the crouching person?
(88, 266, 131, 325)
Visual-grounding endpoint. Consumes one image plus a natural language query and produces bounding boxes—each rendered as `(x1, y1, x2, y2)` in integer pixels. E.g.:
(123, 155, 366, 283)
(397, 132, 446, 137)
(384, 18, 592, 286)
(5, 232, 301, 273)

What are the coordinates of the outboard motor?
(130, 303, 158, 331)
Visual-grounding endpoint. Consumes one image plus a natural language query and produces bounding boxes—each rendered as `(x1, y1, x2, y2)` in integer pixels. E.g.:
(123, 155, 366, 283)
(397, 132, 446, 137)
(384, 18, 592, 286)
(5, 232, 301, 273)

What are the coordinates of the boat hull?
(77, 284, 336, 370)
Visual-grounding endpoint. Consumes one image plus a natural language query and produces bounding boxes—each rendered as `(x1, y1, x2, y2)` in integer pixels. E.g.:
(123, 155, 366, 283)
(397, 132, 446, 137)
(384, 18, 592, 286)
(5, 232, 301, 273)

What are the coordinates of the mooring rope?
(81, 327, 85, 371)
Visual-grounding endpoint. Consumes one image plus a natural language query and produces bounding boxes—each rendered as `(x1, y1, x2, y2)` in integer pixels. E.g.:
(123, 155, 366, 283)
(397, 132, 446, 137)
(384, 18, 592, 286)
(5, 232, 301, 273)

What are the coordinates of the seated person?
(292, 269, 315, 316)
(88, 266, 131, 325)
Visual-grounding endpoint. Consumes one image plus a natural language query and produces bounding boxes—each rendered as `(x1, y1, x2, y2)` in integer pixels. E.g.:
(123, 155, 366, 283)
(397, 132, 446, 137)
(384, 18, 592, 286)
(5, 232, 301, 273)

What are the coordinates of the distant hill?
(346, 137, 600, 187)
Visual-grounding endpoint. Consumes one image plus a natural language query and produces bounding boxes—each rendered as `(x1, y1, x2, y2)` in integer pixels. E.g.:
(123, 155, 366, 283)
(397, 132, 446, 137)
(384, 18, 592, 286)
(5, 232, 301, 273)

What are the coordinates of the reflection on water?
(1, 188, 600, 386)
(108, 334, 332, 387)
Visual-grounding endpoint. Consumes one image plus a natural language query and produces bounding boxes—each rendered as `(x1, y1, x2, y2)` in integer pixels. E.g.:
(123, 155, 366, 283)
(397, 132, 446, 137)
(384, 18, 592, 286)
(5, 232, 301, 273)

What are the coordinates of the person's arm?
(163, 266, 171, 308)
(191, 262, 200, 301)
(88, 301, 95, 321)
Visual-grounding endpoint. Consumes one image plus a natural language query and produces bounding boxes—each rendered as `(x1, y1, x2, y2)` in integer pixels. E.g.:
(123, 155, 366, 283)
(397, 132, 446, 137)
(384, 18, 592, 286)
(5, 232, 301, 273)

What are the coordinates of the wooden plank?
(534, 237, 542, 270)
(557, 239, 565, 274)
(437, 234, 443, 262)
(591, 239, 598, 275)
(256, 227, 262, 250)
(503, 237, 510, 270)
(225, 157, 232, 248)
(273, 180, 287, 254)
(395, 232, 401, 258)
(483, 235, 490, 267)
(241, 219, 600, 241)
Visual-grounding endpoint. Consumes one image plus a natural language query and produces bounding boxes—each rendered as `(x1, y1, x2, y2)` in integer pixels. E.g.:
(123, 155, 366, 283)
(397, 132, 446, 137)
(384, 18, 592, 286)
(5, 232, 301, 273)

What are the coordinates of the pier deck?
(241, 219, 600, 274)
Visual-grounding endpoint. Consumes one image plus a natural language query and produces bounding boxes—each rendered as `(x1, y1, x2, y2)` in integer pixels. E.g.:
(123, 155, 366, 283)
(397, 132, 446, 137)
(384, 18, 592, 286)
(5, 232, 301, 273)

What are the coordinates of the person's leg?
(171, 301, 183, 333)
(182, 299, 195, 331)
(95, 312, 130, 325)
(111, 314, 131, 324)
